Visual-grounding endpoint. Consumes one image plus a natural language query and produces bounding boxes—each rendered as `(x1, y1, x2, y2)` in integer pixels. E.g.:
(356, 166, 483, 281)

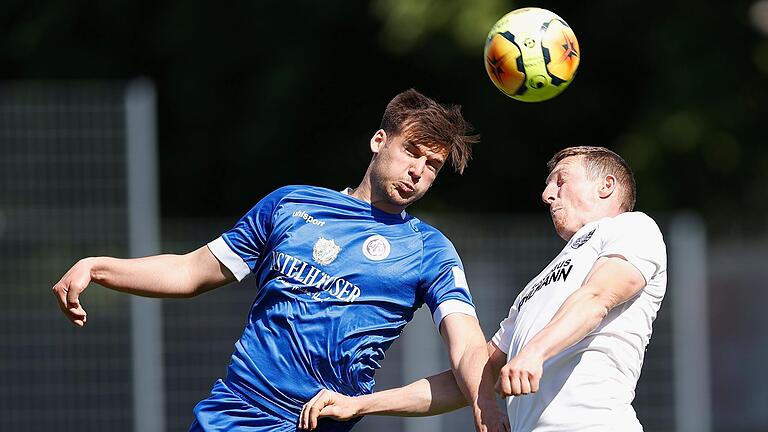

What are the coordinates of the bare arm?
(496, 255, 646, 396)
(299, 341, 509, 430)
(362, 340, 507, 416)
(439, 313, 507, 431)
(52, 245, 235, 326)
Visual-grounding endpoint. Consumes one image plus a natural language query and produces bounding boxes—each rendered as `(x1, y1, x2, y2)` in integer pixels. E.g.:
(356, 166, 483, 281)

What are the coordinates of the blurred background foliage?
(2, 0, 767, 236)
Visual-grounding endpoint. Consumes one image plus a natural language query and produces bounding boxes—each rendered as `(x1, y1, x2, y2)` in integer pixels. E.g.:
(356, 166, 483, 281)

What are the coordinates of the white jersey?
(492, 212, 667, 432)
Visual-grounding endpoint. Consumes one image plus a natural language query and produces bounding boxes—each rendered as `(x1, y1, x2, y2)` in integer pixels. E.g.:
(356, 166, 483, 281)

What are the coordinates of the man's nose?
(409, 156, 427, 180)
(542, 184, 556, 204)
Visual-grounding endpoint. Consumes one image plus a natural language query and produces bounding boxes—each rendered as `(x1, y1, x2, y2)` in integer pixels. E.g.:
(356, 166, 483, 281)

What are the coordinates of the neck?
(349, 176, 406, 215)
(349, 179, 373, 204)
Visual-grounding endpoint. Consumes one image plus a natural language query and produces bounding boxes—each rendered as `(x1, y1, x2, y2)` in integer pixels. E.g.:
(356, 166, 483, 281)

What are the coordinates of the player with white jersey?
(51, 89, 508, 432)
(299, 146, 667, 432)
(494, 210, 666, 430)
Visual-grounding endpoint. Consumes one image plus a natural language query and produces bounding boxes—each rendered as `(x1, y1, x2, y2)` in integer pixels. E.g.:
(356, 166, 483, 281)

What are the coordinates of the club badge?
(313, 237, 341, 265)
(571, 228, 596, 249)
(362, 235, 390, 261)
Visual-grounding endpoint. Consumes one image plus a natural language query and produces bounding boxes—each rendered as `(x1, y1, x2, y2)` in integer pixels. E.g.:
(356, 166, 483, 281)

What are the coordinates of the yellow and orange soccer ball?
(484, 7, 580, 102)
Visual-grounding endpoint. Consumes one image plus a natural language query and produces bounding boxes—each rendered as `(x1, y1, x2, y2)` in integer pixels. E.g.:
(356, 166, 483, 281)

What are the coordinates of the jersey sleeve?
(599, 212, 666, 284)
(207, 186, 296, 281)
(419, 228, 476, 328)
(491, 304, 519, 355)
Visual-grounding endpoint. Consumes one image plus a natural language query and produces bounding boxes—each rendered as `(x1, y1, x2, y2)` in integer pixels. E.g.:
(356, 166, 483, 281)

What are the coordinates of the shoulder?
(612, 211, 658, 225)
(267, 185, 320, 199)
(604, 212, 663, 237)
(241, 185, 316, 218)
(259, 185, 343, 205)
(411, 219, 461, 258)
(599, 212, 667, 281)
(412, 219, 450, 243)
(599, 211, 666, 257)
(256, 185, 303, 203)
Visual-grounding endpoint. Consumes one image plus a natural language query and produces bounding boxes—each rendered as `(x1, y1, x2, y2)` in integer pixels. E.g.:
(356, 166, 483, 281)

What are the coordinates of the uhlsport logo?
(292, 210, 325, 226)
(362, 235, 390, 261)
(570, 228, 596, 249)
(313, 237, 341, 265)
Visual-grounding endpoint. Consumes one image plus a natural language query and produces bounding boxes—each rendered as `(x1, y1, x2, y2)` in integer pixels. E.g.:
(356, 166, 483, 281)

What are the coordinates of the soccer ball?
(484, 7, 580, 102)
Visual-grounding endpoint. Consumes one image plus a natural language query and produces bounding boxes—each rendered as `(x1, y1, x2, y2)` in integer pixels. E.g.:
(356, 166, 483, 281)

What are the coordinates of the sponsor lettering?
(518, 259, 573, 309)
(270, 250, 361, 303)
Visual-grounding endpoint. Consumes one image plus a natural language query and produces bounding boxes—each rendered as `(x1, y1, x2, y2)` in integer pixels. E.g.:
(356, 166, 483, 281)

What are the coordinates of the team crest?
(571, 228, 596, 249)
(362, 234, 391, 261)
(313, 237, 341, 265)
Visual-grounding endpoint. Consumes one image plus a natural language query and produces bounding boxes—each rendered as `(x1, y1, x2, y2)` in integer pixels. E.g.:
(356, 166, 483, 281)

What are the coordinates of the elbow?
(177, 287, 201, 298)
(179, 279, 215, 298)
(580, 301, 610, 334)
(585, 292, 612, 323)
(179, 277, 226, 298)
(596, 304, 610, 321)
(170, 275, 206, 298)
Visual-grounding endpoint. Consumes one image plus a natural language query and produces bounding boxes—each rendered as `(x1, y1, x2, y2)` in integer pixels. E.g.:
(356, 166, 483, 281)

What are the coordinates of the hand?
(495, 349, 543, 397)
(472, 400, 510, 432)
(299, 389, 361, 430)
(51, 258, 94, 326)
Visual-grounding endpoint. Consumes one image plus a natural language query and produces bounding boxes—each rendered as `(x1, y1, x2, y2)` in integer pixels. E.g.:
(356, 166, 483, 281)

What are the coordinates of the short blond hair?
(547, 146, 636, 211)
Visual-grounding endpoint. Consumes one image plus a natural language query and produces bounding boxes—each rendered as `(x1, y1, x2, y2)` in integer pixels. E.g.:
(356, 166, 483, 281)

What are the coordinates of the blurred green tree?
(1, 0, 766, 234)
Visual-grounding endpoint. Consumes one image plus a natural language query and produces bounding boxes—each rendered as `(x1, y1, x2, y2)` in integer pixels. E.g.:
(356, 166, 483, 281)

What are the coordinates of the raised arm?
(52, 245, 236, 326)
(496, 255, 646, 396)
(439, 313, 508, 431)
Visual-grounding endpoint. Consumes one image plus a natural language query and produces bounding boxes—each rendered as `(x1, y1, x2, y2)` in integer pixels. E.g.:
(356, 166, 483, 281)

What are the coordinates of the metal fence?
(0, 82, 133, 431)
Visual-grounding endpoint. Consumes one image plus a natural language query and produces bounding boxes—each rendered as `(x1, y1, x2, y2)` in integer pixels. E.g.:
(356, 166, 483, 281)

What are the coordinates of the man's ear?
(370, 129, 387, 154)
(598, 175, 617, 199)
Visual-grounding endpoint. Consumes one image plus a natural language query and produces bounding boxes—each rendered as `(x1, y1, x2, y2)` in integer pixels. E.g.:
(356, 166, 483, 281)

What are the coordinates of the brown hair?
(547, 146, 637, 211)
(380, 89, 478, 174)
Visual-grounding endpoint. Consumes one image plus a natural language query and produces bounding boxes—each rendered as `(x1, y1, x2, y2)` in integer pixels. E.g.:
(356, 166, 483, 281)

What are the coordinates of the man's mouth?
(397, 182, 415, 194)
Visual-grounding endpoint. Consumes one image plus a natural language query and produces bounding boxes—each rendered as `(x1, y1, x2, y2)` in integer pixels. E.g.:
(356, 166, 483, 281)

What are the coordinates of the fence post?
(402, 308, 443, 432)
(669, 213, 711, 432)
(126, 78, 165, 432)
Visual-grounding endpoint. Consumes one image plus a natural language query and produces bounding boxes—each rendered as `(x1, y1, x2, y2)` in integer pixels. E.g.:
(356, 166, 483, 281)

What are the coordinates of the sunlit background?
(1, 1, 767, 431)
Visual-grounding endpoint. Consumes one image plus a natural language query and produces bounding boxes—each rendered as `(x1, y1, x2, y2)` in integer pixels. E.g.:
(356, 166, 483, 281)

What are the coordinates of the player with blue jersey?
(52, 89, 508, 432)
(195, 184, 482, 429)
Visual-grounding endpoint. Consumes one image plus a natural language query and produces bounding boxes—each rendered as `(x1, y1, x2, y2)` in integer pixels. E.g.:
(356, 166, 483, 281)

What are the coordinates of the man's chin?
(387, 192, 420, 210)
(552, 218, 571, 241)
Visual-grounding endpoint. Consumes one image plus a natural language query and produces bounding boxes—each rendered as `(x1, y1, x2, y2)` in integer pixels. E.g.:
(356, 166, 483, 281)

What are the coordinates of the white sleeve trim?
(432, 299, 477, 328)
(207, 237, 251, 281)
(452, 266, 469, 290)
(598, 252, 655, 285)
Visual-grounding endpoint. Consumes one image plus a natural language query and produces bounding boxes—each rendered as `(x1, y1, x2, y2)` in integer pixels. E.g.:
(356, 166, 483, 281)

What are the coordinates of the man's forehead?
(405, 137, 449, 159)
(547, 156, 583, 180)
(424, 142, 449, 159)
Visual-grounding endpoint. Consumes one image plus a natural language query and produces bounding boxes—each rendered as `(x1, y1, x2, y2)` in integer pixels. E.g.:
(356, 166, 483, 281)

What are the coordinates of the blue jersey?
(205, 185, 475, 425)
